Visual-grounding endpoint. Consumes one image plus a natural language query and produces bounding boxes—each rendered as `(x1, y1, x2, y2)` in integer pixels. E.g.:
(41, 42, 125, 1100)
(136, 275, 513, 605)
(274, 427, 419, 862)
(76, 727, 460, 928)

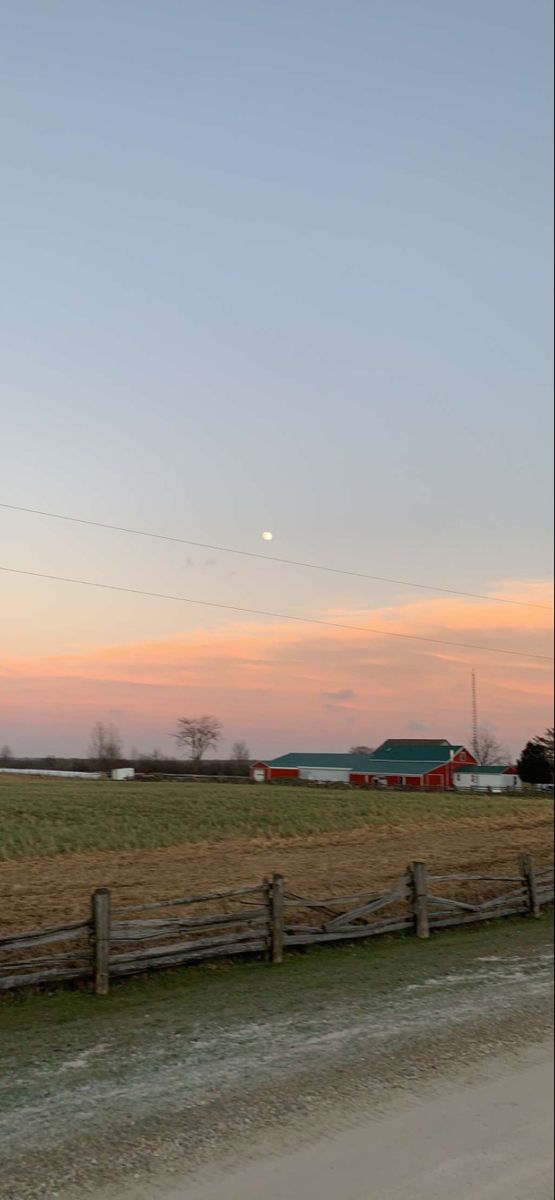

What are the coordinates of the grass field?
(0, 775, 551, 859)
(0, 776, 552, 935)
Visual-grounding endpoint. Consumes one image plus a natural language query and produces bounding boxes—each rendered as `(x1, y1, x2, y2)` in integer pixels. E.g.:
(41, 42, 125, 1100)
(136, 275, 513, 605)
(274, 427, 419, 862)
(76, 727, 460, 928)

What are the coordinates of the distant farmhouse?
(251, 739, 521, 791)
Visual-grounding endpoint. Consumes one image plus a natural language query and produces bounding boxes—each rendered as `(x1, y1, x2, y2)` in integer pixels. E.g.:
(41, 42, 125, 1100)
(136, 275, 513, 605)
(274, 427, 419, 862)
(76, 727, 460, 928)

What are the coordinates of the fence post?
(92, 887, 111, 994)
(519, 854, 540, 918)
(410, 862, 429, 939)
(270, 873, 285, 964)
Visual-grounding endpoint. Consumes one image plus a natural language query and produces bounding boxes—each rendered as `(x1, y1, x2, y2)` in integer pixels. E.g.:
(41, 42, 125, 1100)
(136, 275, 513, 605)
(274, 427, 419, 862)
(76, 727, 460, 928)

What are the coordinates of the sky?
(1, 0, 553, 758)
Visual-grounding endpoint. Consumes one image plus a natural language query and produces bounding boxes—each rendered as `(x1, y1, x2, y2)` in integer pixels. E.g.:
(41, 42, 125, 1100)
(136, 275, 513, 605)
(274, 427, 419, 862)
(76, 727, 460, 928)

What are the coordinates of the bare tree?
(473, 727, 508, 766)
(231, 740, 250, 773)
(89, 722, 123, 773)
(350, 745, 374, 755)
(175, 716, 222, 770)
(0, 745, 12, 765)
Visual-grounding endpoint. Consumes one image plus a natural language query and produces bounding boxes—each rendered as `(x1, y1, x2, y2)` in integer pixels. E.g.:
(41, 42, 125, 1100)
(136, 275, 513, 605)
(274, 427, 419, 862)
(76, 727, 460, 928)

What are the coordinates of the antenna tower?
(471, 670, 479, 759)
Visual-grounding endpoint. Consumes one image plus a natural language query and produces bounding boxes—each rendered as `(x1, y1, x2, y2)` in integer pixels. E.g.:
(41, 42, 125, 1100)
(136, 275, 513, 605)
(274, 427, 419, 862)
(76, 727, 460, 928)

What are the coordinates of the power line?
(1, 565, 552, 663)
(0, 501, 551, 612)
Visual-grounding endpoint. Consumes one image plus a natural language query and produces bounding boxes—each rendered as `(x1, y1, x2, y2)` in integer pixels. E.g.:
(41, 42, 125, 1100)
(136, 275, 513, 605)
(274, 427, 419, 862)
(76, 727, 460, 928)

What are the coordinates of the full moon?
(261, 531, 273, 541)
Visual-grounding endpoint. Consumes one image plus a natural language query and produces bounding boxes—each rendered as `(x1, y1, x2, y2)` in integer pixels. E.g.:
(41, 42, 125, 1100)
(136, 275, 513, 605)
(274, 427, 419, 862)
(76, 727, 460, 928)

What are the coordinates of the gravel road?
(135, 1048, 553, 1200)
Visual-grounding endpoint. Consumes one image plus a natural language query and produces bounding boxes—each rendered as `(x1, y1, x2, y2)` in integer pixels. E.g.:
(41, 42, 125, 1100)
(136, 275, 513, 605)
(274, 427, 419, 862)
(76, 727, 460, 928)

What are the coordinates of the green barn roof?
(364, 758, 448, 776)
(371, 739, 463, 763)
(263, 751, 452, 776)
(266, 752, 374, 771)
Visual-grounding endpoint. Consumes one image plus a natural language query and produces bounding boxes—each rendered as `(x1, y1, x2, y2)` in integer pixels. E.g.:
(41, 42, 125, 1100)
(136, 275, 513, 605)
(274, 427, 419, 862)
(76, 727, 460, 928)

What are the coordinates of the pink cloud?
(1, 579, 552, 757)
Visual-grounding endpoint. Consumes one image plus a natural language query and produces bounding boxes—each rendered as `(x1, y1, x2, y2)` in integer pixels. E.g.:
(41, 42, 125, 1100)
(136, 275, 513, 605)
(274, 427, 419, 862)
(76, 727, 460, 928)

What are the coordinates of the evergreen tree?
(517, 741, 551, 785)
(533, 727, 554, 774)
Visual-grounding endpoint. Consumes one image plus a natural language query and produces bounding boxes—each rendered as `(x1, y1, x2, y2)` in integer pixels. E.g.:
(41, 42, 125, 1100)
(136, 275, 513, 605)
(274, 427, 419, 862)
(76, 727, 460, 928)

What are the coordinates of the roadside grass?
(0, 911, 552, 1050)
(0, 776, 551, 860)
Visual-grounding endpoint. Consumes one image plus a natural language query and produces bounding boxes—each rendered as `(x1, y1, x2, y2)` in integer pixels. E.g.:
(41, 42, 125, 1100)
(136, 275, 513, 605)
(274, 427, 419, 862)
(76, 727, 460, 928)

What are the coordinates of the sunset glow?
(2, 579, 552, 758)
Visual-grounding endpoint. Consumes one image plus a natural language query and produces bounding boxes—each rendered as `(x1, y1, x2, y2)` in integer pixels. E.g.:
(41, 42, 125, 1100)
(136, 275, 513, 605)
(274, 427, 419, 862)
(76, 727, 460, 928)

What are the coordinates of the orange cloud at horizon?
(1, 579, 552, 757)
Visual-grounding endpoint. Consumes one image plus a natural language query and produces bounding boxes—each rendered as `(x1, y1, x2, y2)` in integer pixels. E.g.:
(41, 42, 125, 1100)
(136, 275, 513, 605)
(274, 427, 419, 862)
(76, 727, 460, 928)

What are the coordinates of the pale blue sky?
(1, 0, 553, 661)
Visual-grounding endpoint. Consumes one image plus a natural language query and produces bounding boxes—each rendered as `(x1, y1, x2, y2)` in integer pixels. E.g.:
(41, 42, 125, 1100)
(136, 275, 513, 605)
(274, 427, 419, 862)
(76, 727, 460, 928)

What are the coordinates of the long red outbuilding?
(251, 738, 477, 789)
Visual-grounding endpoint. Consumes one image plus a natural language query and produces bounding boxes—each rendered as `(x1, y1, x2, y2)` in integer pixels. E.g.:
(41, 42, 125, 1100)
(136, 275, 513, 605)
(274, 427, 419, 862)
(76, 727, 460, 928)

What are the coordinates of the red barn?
(250, 752, 374, 785)
(251, 739, 476, 788)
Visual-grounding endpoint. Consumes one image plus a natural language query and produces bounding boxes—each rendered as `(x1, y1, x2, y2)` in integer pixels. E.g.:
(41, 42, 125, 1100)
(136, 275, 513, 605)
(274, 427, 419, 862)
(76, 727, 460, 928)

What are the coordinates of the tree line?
(0, 717, 251, 777)
(0, 722, 552, 784)
(87, 716, 251, 775)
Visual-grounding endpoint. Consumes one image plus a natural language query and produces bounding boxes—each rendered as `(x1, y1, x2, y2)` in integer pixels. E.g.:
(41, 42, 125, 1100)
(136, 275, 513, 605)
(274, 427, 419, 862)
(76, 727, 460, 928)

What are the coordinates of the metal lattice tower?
(471, 670, 478, 760)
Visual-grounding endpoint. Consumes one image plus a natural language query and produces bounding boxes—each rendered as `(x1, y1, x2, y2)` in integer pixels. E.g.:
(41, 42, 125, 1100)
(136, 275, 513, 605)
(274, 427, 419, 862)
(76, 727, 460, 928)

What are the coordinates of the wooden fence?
(0, 855, 552, 995)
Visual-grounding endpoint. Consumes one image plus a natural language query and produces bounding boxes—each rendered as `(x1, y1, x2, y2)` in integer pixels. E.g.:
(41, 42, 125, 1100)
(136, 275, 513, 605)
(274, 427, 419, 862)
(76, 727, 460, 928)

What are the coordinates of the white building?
(453, 765, 521, 793)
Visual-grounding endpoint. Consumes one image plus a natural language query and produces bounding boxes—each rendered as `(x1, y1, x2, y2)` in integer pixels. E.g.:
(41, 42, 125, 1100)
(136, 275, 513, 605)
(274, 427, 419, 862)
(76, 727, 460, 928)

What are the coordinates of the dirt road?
(142, 1051, 554, 1200)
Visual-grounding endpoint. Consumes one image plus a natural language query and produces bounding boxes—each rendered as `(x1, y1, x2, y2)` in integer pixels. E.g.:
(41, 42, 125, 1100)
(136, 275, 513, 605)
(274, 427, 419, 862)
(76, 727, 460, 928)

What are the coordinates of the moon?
(261, 531, 273, 541)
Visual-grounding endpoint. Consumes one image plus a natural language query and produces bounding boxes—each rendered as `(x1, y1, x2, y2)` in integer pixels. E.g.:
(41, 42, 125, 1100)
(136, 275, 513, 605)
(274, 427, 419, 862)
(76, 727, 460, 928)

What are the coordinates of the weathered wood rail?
(0, 857, 552, 995)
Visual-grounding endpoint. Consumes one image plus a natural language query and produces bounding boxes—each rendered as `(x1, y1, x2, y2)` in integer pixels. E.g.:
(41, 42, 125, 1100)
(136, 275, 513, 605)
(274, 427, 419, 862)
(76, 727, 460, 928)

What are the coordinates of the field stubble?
(0, 778, 552, 935)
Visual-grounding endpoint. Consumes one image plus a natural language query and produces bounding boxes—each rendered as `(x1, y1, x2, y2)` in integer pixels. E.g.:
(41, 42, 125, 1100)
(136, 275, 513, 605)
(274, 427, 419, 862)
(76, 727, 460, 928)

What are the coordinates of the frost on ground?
(0, 921, 553, 1200)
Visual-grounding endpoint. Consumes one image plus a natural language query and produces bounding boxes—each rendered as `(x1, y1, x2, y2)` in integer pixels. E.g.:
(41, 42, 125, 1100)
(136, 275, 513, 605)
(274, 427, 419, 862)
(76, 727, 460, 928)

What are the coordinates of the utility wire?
(1, 565, 552, 662)
(0, 501, 551, 612)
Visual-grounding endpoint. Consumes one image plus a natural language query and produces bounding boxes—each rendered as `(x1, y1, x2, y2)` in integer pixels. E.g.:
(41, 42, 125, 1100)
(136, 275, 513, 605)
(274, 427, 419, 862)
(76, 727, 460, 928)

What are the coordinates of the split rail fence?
(1, 855, 552, 995)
